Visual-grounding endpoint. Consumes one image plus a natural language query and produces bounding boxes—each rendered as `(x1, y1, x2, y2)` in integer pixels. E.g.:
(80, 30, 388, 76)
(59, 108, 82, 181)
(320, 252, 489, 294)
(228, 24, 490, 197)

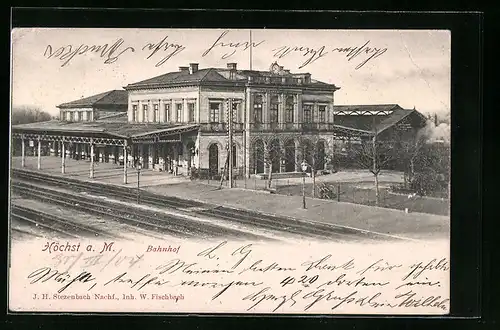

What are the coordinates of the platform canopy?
(11, 120, 200, 146)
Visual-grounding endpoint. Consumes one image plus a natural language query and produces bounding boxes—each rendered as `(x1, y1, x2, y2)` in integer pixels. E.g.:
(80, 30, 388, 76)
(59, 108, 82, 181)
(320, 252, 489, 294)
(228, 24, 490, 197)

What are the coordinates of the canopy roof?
(333, 105, 427, 133)
(12, 120, 199, 139)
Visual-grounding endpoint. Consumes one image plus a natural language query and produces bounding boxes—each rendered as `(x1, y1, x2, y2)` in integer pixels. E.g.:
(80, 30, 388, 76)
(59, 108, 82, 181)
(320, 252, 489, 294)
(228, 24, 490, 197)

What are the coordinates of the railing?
(199, 123, 245, 132)
(199, 122, 336, 132)
(249, 122, 335, 132)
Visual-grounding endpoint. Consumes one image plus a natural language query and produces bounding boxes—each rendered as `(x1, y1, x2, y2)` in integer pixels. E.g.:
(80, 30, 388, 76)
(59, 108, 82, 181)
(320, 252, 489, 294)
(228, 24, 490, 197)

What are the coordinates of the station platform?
(11, 156, 188, 187)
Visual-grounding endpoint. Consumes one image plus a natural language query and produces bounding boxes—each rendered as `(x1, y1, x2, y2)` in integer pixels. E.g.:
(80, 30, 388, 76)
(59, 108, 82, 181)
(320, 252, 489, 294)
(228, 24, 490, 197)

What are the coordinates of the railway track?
(10, 204, 115, 239)
(11, 169, 401, 241)
(11, 180, 267, 241)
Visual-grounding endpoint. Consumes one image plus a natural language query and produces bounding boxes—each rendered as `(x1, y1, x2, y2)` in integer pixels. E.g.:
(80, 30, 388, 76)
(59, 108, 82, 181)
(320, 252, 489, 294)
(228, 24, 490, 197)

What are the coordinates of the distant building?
(12, 62, 427, 181)
(57, 90, 128, 122)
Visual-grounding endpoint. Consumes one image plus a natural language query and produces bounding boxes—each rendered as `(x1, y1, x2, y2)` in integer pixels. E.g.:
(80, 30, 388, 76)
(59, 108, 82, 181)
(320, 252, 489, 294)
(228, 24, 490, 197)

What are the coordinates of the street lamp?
(301, 160, 308, 209)
(136, 162, 142, 204)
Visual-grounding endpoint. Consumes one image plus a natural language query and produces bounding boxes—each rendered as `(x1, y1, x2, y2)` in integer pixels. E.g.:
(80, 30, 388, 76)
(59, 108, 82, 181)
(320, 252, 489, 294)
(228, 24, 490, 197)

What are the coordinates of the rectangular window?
(74, 111, 79, 121)
(188, 103, 195, 122)
(303, 104, 313, 123)
(132, 105, 138, 122)
(209, 102, 220, 123)
(318, 105, 326, 123)
(164, 103, 170, 122)
(82, 111, 87, 121)
(253, 95, 263, 123)
(232, 102, 239, 122)
(270, 104, 278, 123)
(143, 104, 148, 122)
(270, 96, 279, 123)
(285, 96, 294, 123)
(69, 112, 74, 121)
(65, 112, 70, 121)
(176, 103, 182, 122)
(154, 104, 159, 122)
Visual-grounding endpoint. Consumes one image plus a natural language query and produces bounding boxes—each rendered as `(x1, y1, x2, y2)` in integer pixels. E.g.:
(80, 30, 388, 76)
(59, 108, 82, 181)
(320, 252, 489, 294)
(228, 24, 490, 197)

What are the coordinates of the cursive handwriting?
(272, 40, 388, 69)
(316, 273, 389, 289)
(142, 35, 185, 67)
(272, 45, 328, 69)
(402, 258, 450, 281)
(332, 40, 388, 69)
(51, 249, 144, 273)
(27, 267, 95, 293)
(156, 258, 234, 275)
(301, 254, 355, 272)
(356, 259, 402, 276)
(202, 30, 264, 59)
(44, 38, 135, 67)
(103, 272, 170, 291)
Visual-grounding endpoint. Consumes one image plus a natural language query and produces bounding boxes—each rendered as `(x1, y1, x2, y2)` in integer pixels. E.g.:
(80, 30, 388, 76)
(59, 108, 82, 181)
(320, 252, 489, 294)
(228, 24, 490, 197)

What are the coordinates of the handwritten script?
(42, 31, 387, 70)
(12, 240, 450, 314)
(44, 35, 185, 67)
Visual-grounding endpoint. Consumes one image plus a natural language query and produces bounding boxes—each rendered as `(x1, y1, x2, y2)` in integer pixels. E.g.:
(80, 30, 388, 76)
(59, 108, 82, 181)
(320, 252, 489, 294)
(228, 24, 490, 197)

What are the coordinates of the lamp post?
(301, 160, 308, 209)
(136, 162, 142, 204)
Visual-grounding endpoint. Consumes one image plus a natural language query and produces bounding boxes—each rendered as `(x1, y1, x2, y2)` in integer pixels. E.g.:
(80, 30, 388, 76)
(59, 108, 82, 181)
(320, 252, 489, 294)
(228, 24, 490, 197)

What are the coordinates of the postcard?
(9, 28, 451, 314)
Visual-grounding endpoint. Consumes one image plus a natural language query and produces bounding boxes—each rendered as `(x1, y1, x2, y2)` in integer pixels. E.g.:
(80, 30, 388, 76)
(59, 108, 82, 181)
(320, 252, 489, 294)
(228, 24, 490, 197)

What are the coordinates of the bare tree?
(12, 105, 52, 125)
(264, 137, 283, 189)
(397, 134, 428, 188)
(349, 130, 398, 206)
(295, 135, 331, 198)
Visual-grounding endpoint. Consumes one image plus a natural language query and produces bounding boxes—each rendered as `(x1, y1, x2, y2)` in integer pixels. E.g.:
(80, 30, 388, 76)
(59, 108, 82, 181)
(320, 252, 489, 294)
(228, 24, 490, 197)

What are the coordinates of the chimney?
(189, 63, 199, 74)
(304, 73, 311, 83)
(227, 63, 237, 70)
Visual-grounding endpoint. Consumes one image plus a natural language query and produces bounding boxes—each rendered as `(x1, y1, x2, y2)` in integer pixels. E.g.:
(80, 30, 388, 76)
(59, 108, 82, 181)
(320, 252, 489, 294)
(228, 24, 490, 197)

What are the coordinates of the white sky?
(11, 28, 450, 116)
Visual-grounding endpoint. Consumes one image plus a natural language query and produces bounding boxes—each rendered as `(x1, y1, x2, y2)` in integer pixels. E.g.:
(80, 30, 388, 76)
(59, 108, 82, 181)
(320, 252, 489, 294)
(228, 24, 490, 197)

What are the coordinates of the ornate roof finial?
(269, 61, 282, 74)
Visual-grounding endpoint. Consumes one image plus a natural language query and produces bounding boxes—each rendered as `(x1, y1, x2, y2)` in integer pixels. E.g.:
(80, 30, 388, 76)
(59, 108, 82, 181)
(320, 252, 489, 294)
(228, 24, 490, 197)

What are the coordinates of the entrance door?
(209, 144, 219, 177)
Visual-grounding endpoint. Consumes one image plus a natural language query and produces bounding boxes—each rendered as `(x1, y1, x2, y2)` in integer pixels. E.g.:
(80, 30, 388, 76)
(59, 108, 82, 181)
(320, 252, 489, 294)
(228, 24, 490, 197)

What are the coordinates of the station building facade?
(12, 62, 427, 181)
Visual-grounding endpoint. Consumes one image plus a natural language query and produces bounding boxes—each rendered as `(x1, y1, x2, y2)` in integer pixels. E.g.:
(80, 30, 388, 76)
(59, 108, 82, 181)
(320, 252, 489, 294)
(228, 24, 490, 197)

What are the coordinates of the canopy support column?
(37, 136, 41, 170)
(90, 138, 95, 179)
(61, 137, 66, 174)
(123, 139, 128, 184)
(21, 135, 25, 168)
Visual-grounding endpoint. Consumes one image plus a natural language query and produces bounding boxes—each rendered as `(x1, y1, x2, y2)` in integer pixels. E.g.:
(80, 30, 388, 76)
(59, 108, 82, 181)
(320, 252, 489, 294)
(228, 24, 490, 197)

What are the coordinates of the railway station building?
(11, 62, 427, 183)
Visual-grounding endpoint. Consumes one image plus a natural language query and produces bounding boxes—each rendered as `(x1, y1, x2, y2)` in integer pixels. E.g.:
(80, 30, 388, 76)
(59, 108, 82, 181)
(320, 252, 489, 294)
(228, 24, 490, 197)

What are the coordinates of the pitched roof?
(125, 67, 336, 89)
(57, 90, 128, 109)
(332, 105, 426, 133)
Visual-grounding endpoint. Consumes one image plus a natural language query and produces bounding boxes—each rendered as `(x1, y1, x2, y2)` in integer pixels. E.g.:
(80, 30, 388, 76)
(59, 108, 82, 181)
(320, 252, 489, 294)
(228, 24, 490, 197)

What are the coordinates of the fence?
(195, 176, 449, 216)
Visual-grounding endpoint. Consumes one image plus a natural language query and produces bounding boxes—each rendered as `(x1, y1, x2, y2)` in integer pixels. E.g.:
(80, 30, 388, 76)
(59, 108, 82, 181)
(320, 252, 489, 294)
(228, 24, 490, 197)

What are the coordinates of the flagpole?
(249, 30, 252, 70)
